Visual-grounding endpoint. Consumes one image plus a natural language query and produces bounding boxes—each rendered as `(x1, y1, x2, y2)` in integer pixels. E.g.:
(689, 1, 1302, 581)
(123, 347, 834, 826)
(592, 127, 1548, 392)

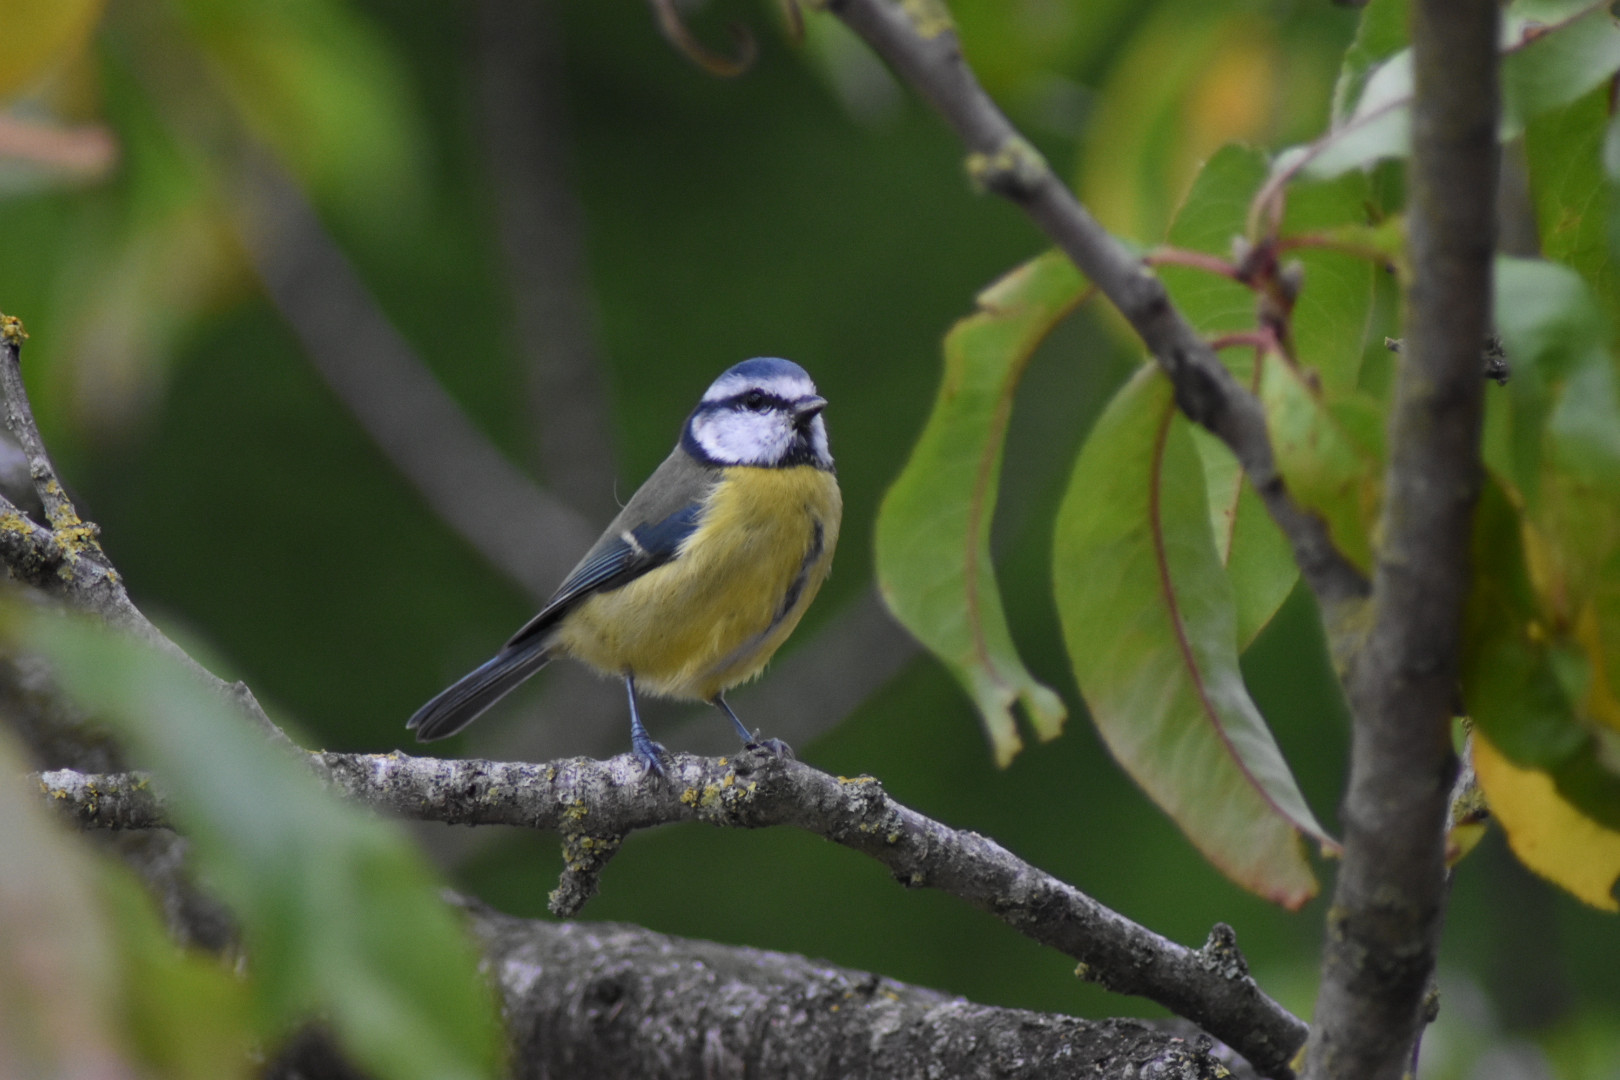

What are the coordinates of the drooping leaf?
(1474, 732, 1620, 912)
(26, 612, 502, 1080)
(1053, 366, 1329, 907)
(876, 251, 1079, 764)
(1259, 350, 1385, 574)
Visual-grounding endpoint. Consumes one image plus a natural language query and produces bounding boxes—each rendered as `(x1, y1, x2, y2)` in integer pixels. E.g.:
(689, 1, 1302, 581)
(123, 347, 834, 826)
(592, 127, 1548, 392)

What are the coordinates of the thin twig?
(822, 0, 1368, 611)
(37, 750, 1308, 1079)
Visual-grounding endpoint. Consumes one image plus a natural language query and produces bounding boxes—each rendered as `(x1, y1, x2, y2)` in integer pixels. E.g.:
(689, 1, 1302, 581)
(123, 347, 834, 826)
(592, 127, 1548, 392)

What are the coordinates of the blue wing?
(504, 501, 704, 651)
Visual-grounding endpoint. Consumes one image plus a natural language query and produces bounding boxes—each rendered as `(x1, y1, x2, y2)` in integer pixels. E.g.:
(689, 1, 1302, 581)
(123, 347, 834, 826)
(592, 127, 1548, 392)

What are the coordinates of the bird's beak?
(793, 396, 828, 427)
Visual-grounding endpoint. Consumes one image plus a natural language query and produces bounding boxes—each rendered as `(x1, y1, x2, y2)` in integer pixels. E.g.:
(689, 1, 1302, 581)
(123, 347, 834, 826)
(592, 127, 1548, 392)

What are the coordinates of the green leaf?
(1462, 482, 1620, 830)
(1281, 171, 1378, 395)
(1331, 0, 1409, 126)
(1187, 426, 1298, 650)
(1, 729, 254, 1077)
(1259, 350, 1385, 574)
(1077, 3, 1284, 245)
(1524, 86, 1620, 332)
(1488, 256, 1614, 505)
(1290, 1, 1620, 180)
(1161, 144, 1266, 345)
(25, 612, 502, 1080)
(99, 868, 255, 1080)
(1053, 366, 1329, 907)
(1607, 109, 1620, 269)
(1501, 5, 1620, 134)
(174, 0, 427, 225)
(1488, 256, 1620, 779)
(1162, 144, 1303, 644)
(876, 251, 1079, 764)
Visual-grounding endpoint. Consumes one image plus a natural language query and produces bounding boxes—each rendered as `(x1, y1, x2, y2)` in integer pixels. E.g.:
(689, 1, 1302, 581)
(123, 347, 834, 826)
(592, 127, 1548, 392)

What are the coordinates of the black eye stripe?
(730, 390, 789, 412)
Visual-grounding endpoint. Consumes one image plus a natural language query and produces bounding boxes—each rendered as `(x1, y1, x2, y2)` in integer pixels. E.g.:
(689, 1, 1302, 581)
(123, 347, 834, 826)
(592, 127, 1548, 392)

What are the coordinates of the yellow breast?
(552, 465, 842, 701)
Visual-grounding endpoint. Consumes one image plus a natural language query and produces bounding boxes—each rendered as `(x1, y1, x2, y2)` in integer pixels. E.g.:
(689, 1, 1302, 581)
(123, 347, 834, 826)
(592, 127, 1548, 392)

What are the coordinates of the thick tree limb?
(464, 902, 1253, 1080)
(821, 0, 1369, 610)
(1306, 2, 1498, 1079)
(35, 749, 1308, 1078)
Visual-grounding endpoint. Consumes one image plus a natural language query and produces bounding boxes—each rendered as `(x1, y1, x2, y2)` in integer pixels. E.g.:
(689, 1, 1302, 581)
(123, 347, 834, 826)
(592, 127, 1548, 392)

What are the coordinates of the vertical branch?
(474, 0, 621, 519)
(1305, 2, 1498, 1078)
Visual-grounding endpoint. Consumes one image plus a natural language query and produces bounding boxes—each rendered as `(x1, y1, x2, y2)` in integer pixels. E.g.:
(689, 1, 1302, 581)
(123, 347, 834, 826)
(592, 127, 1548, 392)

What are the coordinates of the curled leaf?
(1054, 367, 1331, 907)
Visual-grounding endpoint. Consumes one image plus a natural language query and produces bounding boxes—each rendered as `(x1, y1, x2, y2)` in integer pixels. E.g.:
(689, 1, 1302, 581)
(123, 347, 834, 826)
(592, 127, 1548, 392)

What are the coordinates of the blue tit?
(407, 356, 842, 773)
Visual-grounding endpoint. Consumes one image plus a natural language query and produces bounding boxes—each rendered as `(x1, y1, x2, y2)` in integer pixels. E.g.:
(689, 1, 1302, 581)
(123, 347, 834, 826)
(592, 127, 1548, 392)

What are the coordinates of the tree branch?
(463, 901, 1255, 1080)
(474, 0, 621, 520)
(821, 0, 1369, 611)
(0, 324, 291, 752)
(233, 157, 601, 600)
(36, 748, 1308, 1078)
(1306, 2, 1498, 1078)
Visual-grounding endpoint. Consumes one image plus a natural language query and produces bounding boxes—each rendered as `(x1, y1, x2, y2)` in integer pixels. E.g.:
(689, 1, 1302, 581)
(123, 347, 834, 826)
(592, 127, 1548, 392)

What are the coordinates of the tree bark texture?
(1306, 1, 1498, 1078)
(467, 905, 1245, 1080)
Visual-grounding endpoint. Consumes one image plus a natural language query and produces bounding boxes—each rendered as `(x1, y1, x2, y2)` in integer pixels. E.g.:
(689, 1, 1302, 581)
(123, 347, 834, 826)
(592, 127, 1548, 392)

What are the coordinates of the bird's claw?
(745, 732, 795, 760)
(633, 737, 670, 776)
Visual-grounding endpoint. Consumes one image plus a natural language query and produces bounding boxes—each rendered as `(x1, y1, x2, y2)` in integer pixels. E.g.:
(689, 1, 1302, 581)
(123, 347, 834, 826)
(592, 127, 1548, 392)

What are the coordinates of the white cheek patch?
(701, 371, 816, 405)
(690, 409, 794, 466)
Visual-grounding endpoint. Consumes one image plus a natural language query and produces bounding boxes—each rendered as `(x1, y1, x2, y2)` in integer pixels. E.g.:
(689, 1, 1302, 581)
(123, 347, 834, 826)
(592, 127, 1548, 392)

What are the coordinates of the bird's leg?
(625, 674, 668, 775)
(712, 694, 794, 759)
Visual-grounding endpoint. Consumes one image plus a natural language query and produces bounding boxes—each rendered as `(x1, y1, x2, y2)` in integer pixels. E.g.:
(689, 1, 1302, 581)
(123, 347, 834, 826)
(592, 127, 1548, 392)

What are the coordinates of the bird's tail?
(407, 643, 553, 742)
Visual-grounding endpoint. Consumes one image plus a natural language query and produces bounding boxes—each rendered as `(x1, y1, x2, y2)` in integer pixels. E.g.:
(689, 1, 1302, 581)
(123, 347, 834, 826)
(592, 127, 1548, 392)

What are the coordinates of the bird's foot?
(744, 731, 795, 760)
(632, 735, 670, 776)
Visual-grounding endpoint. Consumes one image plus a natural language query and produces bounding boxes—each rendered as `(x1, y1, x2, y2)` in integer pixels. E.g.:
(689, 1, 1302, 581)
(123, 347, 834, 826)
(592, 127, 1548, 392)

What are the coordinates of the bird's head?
(682, 357, 833, 471)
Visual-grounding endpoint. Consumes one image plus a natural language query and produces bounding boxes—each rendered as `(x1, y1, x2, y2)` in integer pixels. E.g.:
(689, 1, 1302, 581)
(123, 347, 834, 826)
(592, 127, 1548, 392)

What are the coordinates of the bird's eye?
(742, 390, 767, 411)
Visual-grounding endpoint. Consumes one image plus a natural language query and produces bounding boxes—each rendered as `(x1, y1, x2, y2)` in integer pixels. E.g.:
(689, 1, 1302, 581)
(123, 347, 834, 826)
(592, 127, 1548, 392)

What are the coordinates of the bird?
(407, 356, 842, 773)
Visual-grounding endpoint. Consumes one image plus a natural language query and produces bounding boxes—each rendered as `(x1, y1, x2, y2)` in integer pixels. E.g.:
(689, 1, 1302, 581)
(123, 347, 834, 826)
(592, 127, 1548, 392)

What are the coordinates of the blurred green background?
(2, 0, 1616, 1075)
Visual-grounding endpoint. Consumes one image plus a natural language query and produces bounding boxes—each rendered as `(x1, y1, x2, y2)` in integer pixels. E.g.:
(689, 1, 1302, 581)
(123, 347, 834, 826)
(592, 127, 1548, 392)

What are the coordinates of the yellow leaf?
(1576, 603, 1620, 736)
(1474, 732, 1620, 912)
(0, 0, 106, 99)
